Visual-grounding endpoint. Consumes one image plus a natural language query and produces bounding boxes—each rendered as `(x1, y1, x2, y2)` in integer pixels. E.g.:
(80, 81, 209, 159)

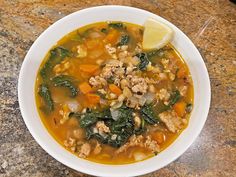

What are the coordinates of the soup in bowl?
(18, 6, 210, 176)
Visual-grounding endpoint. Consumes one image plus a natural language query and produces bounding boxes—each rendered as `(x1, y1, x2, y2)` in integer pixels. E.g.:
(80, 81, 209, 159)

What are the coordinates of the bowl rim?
(18, 5, 211, 177)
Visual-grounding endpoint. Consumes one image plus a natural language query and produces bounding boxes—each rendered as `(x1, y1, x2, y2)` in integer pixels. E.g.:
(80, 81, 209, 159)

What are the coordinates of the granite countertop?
(0, 0, 235, 176)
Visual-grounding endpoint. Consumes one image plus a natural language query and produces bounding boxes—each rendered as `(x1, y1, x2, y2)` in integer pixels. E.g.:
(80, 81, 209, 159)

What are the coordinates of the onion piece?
(138, 96, 147, 106)
(66, 100, 80, 112)
(88, 49, 104, 59)
(144, 92, 156, 104)
(110, 109, 120, 121)
(133, 152, 147, 161)
(89, 31, 103, 38)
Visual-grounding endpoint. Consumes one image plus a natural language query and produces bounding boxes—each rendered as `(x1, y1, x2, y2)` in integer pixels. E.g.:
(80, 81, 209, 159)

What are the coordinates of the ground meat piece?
(179, 85, 188, 96)
(168, 72, 175, 81)
(105, 43, 116, 54)
(89, 76, 107, 88)
(53, 60, 71, 75)
(105, 43, 117, 59)
(78, 143, 91, 158)
(116, 135, 144, 154)
(127, 75, 148, 94)
(64, 137, 77, 152)
(161, 58, 169, 68)
(96, 121, 110, 135)
(101, 65, 113, 79)
(116, 135, 160, 154)
(157, 88, 170, 101)
(100, 60, 125, 79)
(159, 111, 186, 133)
(145, 136, 160, 153)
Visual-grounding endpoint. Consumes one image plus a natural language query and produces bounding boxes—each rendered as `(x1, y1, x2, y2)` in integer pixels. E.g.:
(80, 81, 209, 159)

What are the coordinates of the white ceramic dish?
(18, 5, 211, 177)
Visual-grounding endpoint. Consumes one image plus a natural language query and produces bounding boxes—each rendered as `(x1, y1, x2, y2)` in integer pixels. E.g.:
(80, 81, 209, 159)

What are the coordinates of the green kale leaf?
(52, 75, 78, 97)
(135, 52, 150, 71)
(38, 84, 54, 112)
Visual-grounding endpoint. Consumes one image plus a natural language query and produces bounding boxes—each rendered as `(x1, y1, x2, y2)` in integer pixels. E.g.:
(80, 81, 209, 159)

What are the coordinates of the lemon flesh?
(142, 18, 173, 50)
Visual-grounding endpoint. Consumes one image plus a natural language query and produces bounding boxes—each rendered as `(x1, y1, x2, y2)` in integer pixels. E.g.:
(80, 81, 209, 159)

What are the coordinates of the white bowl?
(18, 5, 211, 177)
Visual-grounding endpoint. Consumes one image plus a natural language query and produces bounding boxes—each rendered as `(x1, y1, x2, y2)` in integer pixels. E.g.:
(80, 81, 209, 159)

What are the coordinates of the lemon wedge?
(142, 18, 173, 50)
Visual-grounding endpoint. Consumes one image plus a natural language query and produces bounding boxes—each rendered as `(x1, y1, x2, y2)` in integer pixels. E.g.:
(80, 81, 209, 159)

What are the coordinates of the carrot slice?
(79, 82, 92, 94)
(152, 132, 165, 144)
(86, 39, 100, 49)
(109, 84, 122, 95)
(173, 101, 186, 117)
(104, 29, 119, 44)
(86, 93, 100, 105)
(79, 64, 99, 74)
(177, 67, 187, 79)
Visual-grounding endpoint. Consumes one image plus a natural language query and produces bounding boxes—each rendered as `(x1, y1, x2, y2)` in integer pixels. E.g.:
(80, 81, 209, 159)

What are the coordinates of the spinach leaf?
(80, 112, 98, 128)
(96, 108, 112, 119)
(108, 22, 124, 29)
(117, 35, 129, 46)
(71, 108, 112, 128)
(169, 90, 181, 106)
(135, 52, 150, 71)
(110, 105, 133, 133)
(140, 104, 159, 124)
(81, 106, 135, 147)
(52, 75, 77, 97)
(186, 103, 193, 113)
(146, 47, 173, 63)
(155, 101, 170, 114)
(38, 84, 54, 112)
(107, 77, 114, 84)
(81, 28, 94, 37)
(101, 28, 108, 33)
(147, 49, 165, 59)
(134, 117, 146, 135)
(40, 47, 70, 80)
(70, 32, 82, 42)
(68, 112, 81, 118)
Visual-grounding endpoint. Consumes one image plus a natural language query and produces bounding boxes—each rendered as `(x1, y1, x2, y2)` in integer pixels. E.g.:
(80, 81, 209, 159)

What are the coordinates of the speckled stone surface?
(0, 0, 235, 176)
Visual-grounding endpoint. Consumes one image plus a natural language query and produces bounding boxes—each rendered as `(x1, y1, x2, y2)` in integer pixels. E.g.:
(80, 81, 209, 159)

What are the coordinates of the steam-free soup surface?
(36, 22, 193, 164)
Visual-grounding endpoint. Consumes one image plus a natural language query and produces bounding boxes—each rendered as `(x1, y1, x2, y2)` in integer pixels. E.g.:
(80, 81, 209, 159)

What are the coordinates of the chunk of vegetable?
(152, 132, 165, 144)
(80, 112, 98, 128)
(40, 47, 70, 80)
(101, 28, 108, 33)
(186, 103, 193, 113)
(177, 67, 187, 79)
(169, 90, 181, 106)
(109, 84, 122, 96)
(38, 84, 54, 112)
(135, 53, 150, 71)
(173, 101, 186, 117)
(79, 82, 92, 94)
(77, 105, 135, 148)
(108, 22, 124, 29)
(86, 93, 100, 105)
(104, 29, 119, 43)
(79, 64, 99, 74)
(140, 104, 159, 124)
(117, 35, 130, 46)
(86, 39, 100, 49)
(52, 75, 77, 97)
